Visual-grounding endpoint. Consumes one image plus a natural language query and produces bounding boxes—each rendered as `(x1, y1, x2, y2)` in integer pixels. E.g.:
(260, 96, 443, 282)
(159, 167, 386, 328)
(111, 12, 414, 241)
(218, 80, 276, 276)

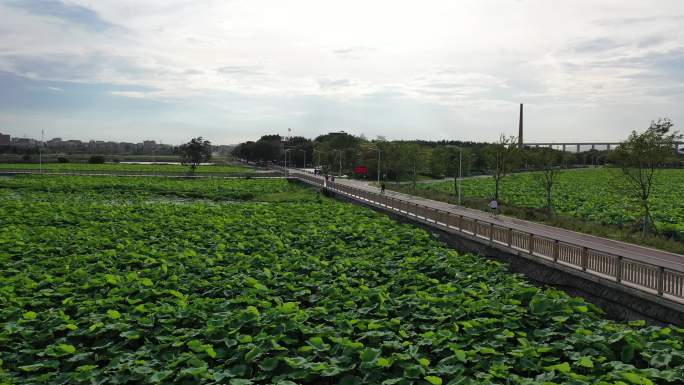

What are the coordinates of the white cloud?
(1, 0, 683, 143)
(109, 91, 147, 98)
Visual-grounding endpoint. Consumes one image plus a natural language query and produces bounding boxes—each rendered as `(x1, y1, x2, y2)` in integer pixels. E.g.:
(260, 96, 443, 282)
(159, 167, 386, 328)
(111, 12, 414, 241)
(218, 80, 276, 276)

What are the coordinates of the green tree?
(88, 155, 105, 164)
(610, 119, 682, 235)
(528, 148, 562, 216)
(313, 132, 362, 176)
(358, 141, 385, 180)
(387, 142, 429, 189)
(429, 147, 448, 177)
(484, 134, 518, 201)
(381, 142, 405, 182)
(180, 137, 212, 173)
(445, 146, 473, 202)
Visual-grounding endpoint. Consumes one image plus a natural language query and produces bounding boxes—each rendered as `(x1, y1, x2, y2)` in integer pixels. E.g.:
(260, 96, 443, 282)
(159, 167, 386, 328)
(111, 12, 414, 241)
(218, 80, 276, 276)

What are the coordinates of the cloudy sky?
(0, 0, 683, 145)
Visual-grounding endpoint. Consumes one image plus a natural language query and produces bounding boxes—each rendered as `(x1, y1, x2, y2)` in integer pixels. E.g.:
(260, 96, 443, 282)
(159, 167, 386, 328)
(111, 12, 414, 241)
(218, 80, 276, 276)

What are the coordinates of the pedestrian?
(488, 198, 499, 218)
(380, 182, 386, 194)
(331, 175, 335, 182)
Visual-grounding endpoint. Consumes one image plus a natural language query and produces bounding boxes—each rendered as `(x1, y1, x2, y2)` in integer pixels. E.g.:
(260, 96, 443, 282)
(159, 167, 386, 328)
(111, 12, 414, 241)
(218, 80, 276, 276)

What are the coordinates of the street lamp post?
(368, 146, 381, 184)
(313, 149, 326, 170)
(332, 149, 343, 177)
(458, 148, 462, 205)
(298, 149, 306, 169)
(284, 148, 293, 168)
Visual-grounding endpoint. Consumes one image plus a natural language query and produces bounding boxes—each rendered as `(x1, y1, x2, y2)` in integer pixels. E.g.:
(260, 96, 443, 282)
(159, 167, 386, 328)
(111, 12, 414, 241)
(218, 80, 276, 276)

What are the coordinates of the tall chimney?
(518, 103, 524, 149)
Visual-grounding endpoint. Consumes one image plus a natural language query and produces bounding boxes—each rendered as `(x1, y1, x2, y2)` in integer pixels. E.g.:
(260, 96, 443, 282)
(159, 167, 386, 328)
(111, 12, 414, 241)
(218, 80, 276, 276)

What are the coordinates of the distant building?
(142, 140, 159, 154)
(0, 133, 230, 156)
(0, 133, 9, 145)
(214, 144, 235, 156)
(12, 137, 36, 147)
(120, 142, 137, 153)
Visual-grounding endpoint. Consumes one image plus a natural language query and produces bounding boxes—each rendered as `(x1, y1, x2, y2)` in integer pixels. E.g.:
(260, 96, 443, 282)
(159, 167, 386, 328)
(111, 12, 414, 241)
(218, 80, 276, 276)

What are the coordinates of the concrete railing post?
(616, 257, 623, 282)
(552, 240, 559, 262)
(528, 233, 534, 254)
(657, 267, 664, 296)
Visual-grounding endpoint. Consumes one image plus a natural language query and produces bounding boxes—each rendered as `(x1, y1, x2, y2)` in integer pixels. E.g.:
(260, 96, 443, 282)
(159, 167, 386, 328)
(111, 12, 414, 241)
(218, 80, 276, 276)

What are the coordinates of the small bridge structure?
(279, 166, 684, 324)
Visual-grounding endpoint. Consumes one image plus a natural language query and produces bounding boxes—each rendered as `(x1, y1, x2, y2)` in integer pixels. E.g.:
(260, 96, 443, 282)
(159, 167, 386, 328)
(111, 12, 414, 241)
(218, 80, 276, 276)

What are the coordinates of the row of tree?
(233, 119, 682, 235)
(517, 119, 682, 236)
(232, 133, 618, 182)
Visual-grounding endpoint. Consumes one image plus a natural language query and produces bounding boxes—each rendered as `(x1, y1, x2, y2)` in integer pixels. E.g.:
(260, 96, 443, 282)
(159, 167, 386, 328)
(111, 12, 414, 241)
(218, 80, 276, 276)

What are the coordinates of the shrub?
(57, 157, 69, 163)
(88, 155, 106, 164)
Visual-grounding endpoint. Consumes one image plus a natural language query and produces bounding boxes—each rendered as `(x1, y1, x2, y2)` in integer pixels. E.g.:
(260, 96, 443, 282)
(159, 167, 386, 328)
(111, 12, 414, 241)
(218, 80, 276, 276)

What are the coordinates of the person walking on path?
(488, 198, 499, 218)
(380, 182, 386, 194)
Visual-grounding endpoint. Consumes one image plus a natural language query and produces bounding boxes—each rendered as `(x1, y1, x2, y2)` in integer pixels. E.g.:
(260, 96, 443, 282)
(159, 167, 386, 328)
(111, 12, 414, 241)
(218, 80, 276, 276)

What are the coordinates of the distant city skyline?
(1, 1, 683, 144)
(0, 130, 204, 146)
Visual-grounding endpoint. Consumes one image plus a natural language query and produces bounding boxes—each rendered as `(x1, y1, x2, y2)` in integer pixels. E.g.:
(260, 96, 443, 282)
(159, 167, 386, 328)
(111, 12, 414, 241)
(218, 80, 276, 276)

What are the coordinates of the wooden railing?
(283, 168, 684, 303)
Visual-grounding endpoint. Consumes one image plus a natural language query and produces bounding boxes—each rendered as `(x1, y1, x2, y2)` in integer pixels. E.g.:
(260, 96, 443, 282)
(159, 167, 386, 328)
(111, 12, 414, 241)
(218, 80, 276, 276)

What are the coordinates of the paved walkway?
(322, 174, 684, 272)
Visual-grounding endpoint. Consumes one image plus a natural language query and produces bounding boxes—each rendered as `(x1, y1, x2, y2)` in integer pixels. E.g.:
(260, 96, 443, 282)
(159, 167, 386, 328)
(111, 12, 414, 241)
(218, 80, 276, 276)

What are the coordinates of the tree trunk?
(494, 175, 500, 201)
(642, 198, 656, 236)
(545, 175, 553, 216)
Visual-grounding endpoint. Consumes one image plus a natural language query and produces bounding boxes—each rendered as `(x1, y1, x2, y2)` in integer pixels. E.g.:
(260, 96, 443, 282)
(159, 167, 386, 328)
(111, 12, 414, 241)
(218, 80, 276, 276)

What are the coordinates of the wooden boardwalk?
(284, 168, 684, 305)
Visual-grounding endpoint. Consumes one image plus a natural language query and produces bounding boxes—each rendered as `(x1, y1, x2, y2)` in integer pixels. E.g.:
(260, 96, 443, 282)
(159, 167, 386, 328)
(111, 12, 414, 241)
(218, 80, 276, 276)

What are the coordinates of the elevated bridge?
(524, 142, 684, 153)
(278, 166, 684, 324)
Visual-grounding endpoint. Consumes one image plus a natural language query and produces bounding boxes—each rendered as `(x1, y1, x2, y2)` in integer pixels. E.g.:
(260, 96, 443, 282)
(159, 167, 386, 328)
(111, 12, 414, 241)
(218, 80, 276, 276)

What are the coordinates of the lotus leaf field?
(415, 168, 684, 239)
(1, 176, 683, 384)
(0, 162, 251, 174)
